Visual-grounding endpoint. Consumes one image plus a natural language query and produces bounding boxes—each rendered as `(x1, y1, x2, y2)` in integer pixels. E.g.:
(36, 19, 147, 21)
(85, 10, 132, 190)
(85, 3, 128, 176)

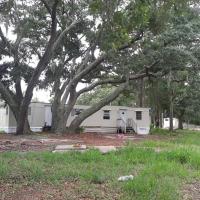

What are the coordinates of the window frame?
(136, 111, 142, 120)
(103, 110, 110, 120)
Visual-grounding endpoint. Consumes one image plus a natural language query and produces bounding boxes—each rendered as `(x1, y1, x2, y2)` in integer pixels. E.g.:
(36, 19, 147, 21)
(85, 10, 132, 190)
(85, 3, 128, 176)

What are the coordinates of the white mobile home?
(0, 102, 151, 135)
(0, 102, 47, 133)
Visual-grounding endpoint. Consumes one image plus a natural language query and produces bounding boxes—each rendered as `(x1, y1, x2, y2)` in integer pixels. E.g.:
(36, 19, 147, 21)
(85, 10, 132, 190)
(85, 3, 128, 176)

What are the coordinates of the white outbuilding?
(163, 118, 179, 129)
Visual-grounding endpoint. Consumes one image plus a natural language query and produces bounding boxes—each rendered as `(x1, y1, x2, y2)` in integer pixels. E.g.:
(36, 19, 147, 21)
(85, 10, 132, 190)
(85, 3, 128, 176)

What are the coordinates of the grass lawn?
(1, 130, 200, 199)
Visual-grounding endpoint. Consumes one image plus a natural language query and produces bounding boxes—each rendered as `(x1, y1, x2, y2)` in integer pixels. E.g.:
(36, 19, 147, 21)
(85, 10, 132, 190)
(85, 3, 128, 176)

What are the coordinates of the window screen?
(136, 111, 142, 120)
(103, 110, 110, 120)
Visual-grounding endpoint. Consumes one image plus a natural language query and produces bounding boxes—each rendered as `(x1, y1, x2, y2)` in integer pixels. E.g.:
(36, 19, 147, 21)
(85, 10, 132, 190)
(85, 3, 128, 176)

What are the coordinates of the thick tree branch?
(77, 60, 159, 97)
(76, 47, 92, 74)
(0, 45, 11, 56)
(40, 0, 62, 28)
(40, 0, 52, 15)
(61, 81, 76, 104)
(16, 0, 59, 134)
(0, 27, 14, 55)
(69, 82, 129, 130)
(60, 78, 70, 94)
(0, 81, 18, 112)
(50, 0, 59, 36)
(15, 79, 23, 102)
(118, 31, 143, 51)
(52, 19, 81, 51)
(59, 31, 144, 106)
(72, 31, 144, 84)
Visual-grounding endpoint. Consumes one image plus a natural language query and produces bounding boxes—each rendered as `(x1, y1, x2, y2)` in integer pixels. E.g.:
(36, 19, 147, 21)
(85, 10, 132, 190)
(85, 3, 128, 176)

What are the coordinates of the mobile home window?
(28, 107, 31, 115)
(136, 111, 142, 120)
(103, 110, 110, 120)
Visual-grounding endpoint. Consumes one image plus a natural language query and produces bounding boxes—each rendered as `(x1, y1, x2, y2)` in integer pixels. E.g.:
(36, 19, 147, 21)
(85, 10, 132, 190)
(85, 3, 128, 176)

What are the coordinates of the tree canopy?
(0, 0, 200, 134)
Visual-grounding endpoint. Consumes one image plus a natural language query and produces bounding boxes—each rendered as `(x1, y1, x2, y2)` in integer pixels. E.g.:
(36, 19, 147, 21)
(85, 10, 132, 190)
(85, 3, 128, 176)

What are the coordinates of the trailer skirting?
(0, 126, 150, 135)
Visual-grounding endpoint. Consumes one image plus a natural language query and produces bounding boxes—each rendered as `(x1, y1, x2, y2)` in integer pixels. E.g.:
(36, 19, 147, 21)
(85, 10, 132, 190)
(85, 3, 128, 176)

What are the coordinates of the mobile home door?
(119, 109, 127, 122)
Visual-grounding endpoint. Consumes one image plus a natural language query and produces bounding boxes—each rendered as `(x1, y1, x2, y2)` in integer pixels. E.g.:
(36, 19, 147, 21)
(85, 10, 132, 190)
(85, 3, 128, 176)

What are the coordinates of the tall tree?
(0, 0, 81, 134)
(0, 0, 197, 134)
(45, 0, 195, 133)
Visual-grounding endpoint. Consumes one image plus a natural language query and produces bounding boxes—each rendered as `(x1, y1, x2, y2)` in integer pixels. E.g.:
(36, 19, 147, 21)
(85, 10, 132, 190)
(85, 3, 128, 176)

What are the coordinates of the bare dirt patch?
(0, 132, 170, 152)
(0, 181, 120, 200)
(182, 181, 200, 200)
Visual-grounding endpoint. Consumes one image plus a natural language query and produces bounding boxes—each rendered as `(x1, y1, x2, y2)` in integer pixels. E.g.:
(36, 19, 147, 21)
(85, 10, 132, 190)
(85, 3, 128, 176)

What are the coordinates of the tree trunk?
(51, 93, 62, 132)
(68, 83, 128, 133)
(138, 78, 144, 107)
(178, 116, 183, 129)
(9, 104, 32, 135)
(16, 96, 32, 135)
(16, 43, 56, 134)
(23, 118, 32, 134)
(168, 68, 174, 132)
(9, 104, 32, 134)
(169, 95, 174, 132)
(52, 87, 78, 134)
(52, 104, 67, 133)
(0, 81, 32, 134)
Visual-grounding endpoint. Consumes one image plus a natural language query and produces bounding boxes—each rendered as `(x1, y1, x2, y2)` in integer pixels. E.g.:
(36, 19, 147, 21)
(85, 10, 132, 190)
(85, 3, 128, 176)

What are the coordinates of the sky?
(32, 88, 51, 103)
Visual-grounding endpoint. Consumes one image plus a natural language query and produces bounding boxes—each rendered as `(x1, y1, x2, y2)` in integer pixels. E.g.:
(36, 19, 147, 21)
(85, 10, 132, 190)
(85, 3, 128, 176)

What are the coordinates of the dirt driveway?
(0, 132, 167, 152)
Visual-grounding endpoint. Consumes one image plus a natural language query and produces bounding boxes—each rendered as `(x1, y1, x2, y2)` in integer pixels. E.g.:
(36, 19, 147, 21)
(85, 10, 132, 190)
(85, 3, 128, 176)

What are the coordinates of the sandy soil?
(0, 132, 169, 152)
(0, 181, 120, 200)
(182, 181, 200, 200)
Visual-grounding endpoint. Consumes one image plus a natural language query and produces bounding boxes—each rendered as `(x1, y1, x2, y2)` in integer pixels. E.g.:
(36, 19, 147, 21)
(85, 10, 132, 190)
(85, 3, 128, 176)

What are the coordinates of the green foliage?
(0, 130, 6, 134)
(88, 0, 190, 51)
(78, 126, 85, 133)
(145, 9, 200, 125)
(77, 86, 136, 106)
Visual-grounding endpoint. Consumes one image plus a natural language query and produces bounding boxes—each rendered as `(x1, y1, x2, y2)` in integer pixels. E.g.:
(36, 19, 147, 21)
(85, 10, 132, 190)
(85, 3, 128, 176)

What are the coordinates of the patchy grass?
(150, 127, 173, 135)
(1, 130, 200, 199)
(173, 130, 200, 146)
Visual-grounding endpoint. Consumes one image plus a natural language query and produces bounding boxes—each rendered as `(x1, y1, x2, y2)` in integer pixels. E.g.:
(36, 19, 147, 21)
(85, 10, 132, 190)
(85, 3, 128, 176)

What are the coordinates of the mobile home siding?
(0, 106, 9, 132)
(66, 105, 150, 134)
(0, 102, 151, 134)
(28, 102, 46, 129)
